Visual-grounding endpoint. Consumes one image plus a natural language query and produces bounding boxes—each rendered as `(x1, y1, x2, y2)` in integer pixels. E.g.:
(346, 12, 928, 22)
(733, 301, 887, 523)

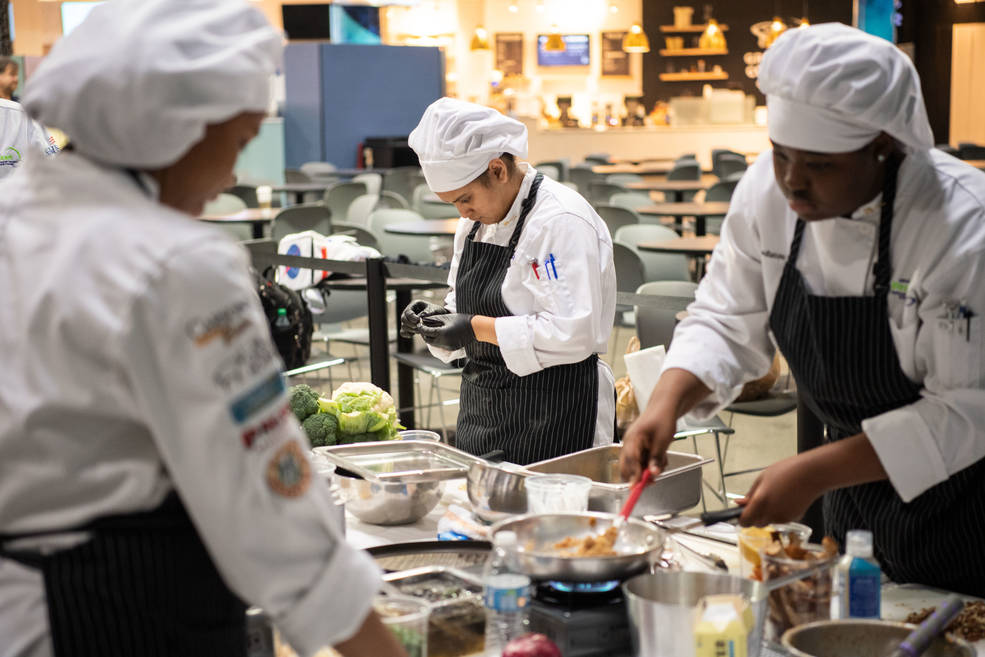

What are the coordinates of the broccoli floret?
(289, 384, 321, 422)
(302, 412, 338, 447)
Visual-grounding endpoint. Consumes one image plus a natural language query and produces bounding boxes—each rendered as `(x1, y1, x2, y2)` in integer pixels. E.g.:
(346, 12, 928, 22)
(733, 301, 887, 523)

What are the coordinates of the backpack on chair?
(249, 267, 313, 371)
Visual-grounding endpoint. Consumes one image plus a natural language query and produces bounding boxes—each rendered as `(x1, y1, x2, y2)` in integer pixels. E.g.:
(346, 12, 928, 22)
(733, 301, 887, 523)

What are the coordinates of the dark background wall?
(641, 1, 853, 109)
(899, 0, 985, 144)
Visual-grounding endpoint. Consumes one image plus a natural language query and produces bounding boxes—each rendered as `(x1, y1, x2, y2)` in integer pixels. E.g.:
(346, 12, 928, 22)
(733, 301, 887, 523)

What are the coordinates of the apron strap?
(507, 173, 544, 256)
(872, 154, 903, 296)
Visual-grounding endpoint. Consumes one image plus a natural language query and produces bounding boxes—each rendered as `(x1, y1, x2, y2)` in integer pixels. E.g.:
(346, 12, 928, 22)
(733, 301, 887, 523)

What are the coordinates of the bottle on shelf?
(833, 529, 882, 619)
(591, 102, 600, 128)
(483, 531, 532, 657)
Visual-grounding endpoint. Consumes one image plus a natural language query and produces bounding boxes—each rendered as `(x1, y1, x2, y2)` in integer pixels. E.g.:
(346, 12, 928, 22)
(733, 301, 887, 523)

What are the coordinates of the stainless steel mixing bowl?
(782, 619, 975, 657)
(335, 474, 442, 526)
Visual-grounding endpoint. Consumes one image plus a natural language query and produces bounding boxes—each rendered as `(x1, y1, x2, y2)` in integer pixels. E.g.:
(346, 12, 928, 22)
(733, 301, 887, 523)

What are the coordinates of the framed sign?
(601, 31, 630, 77)
(495, 32, 524, 76)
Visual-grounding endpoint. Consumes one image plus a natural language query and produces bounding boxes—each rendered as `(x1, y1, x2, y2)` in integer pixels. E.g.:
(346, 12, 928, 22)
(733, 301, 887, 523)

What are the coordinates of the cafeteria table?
(639, 235, 721, 278)
(591, 162, 678, 176)
(964, 159, 985, 171)
(626, 179, 709, 202)
(199, 208, 276, 239)
(636, 201, 731, 237)
(383, 219, 460, 237)
(272, 182, 332, 206)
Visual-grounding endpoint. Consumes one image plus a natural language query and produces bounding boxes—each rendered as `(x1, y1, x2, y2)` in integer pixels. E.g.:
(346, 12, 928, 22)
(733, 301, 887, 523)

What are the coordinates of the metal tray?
(313, 440, 484, 483)
(525, 446, 712, 516)
(382, 566, 483, 609)
(367, 540, 492, 573)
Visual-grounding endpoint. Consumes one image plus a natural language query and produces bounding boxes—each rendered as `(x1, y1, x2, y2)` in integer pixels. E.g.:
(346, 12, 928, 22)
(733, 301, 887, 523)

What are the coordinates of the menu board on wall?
(495, 32, 524, 76)
(601, 31, 630, 77)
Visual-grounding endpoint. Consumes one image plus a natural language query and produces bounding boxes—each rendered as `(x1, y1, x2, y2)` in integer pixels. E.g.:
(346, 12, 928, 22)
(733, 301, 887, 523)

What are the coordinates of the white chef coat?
(0, 100, 58, 181)
(0, 153, 379, 657)
(428, 164, 617, 446)
(664, 149, 985, 503)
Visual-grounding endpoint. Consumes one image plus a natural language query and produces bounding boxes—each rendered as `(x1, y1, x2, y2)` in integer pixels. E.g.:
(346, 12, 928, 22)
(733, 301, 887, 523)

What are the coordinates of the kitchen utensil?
(886, 595, 965, 657)
(651, 506, 744, 536)
(525, 474, 593, 513)
(624, 570, 769, 657)
(612, 471, 655, 552)
(782, 619, 975, 657)
(334, 472, 442, 525)
(525, 446, 711, 517)
(314, 440, 484, 483)
(466, 456, 529, 524)
(488, 512, 666, 582)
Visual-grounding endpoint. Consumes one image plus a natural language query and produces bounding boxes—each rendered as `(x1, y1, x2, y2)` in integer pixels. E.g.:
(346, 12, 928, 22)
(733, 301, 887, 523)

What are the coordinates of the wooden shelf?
(659, 48, 728, 56)
(659, 71, 730, 82)
(660, 24, 729, 32)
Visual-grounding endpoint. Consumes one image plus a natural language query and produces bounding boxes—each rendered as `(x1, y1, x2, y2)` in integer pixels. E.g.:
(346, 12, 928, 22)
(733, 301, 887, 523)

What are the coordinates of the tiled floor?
(295, 310, 799, 514)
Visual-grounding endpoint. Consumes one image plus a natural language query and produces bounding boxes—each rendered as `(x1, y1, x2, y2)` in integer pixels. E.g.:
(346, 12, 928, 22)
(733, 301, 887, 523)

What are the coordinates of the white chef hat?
(409, 97, 527, 193)
(22, 0, 282, 169)
(758, 23, 933, 154)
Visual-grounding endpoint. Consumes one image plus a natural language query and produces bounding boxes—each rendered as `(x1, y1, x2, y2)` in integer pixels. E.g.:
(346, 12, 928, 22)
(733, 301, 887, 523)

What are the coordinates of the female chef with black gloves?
(621, 24, 985, 595)
(0, 2, 404, 656)
(401, 98, 617, 465)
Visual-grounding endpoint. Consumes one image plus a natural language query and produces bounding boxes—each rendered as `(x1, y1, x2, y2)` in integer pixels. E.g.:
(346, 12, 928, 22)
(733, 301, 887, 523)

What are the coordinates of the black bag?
(250, 267, 313, 371)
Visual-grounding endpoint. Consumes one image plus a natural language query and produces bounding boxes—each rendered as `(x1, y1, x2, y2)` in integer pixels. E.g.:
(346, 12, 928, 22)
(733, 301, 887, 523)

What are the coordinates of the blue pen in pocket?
(546, 253, 558, 279)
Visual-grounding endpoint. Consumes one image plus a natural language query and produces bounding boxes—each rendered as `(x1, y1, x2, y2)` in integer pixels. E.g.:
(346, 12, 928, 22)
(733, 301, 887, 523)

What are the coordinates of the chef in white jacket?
(401, 98, 616, 465)
(621, 24, 985, 595)
(0, 99, 58, 180)
(0, 2, 405, 657)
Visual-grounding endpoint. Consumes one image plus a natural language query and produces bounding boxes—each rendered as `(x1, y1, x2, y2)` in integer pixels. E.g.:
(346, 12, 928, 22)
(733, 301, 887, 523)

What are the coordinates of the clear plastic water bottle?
(834, 530, 881, 619)
(274, 307, 291, 330)
(483, 531, 531, 657)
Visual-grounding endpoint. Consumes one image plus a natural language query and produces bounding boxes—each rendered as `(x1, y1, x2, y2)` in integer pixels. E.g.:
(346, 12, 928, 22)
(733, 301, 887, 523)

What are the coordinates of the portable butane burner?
(527, 580, 632, 657)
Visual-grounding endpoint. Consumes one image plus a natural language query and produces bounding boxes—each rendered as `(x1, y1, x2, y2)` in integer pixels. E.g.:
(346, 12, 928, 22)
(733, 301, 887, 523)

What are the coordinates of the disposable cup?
(525, 474, 593, 513)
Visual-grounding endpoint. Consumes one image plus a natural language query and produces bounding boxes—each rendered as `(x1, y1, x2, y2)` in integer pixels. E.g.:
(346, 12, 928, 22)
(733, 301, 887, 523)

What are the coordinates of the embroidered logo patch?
(185, 301, 251, 347)
(266, 441, 311, 498)
(229, 372, 285, 423)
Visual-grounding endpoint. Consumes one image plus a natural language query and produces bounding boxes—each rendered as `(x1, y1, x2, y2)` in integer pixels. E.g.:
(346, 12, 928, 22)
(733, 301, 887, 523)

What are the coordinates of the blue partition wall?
(284, 43, 444, 169)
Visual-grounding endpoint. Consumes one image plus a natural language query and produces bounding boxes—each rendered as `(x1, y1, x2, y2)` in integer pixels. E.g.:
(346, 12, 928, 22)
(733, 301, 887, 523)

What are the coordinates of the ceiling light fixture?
(544, 26, 566, 52)
(470, 26, 490, 50)
(622, 23, 650, 53)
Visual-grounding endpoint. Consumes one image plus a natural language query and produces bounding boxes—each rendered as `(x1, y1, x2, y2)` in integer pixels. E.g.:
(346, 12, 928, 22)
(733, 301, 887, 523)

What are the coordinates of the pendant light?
(544, 25, 566, 52)
(799, 0, 810, 27)
(765, 16, 786, 47)
(622, 23, 650, 53)
(470, 26, 490, 51)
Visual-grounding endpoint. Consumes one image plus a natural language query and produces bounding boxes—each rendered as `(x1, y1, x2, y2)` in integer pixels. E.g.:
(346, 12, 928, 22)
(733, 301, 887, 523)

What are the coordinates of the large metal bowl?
(467, 461, 528, 523)
(782, 619, 975, 657)
(334, 473, 442, 526)
(623, 570, 769, 657)
(489, 512, 665, 582)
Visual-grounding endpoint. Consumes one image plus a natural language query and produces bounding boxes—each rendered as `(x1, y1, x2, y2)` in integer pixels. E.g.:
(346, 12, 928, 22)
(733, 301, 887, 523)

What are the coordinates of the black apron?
(0, 492, 248, 656)
(769, 155, 985, 595)
(455, 173, 599, 465)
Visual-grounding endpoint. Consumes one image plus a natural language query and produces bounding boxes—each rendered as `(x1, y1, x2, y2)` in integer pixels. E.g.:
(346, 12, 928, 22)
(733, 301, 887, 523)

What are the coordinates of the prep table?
(342, 479, 985, 656)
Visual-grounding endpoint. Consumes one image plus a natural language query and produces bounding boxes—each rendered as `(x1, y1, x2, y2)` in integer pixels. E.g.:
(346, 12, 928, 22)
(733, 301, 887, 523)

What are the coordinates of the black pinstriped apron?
(769, 155, 985, 595)
(455, 173, 599, 465)
(0, 493, 247, 656)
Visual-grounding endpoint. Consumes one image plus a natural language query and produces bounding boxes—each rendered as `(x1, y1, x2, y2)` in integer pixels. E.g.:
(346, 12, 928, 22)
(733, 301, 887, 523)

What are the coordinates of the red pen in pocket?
(530, 259, 540, 280)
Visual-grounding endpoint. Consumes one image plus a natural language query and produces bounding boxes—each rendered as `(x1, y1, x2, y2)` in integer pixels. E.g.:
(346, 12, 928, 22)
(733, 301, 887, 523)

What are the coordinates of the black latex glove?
(419, 313, 476, 350)
(400, 300, 448, 338)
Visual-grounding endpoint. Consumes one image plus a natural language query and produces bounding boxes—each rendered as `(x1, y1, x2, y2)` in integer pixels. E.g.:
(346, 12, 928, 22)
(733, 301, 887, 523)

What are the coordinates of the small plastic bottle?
(274, 307, 291, 330)
(483, 531, 532, 657)
(835, 530, 881, 619)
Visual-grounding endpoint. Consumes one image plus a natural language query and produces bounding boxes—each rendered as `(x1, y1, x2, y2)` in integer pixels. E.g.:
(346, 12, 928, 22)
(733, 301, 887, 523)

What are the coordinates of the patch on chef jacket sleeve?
(184, 300, 252, 348)
(229, 372, 285, 423)
(241, 402, 291, 450)
(266, 440, 312, 498)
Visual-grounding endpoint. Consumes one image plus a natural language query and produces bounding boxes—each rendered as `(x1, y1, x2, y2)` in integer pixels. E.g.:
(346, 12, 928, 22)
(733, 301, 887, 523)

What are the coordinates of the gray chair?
(957, 143, 985, 160)
(346, 193, 381, 227)
(382, 167, 426, 207)
(703, 180, 738, 235)
(583, 153, 611, 165)
(391, 350, 464, 442)
(588, 181, 628, 207)
(271, 203, 331, 243)
(412, 184, 459, 219)
(203, 193, 247, 215)
(300, 161, 340, 182)
(666, 161, 702, 202)
(536, 163, 561, 180)
(614, 224, 690, 282)
(610, 191, 655, 211)
(568, 164, 599, 196)
(351, 172, 382, 196)
(606, 173, 644, 186)
(596, 205, 640, 239)
(715, 154, 748, 181)
(331, 222, 379, 250)
(226, 184, 260, 208)
(323, 181, 368, 226)
(378, 190, 410, 209)
(534, 159, 568, 181)
(368, 208, 434, 263)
